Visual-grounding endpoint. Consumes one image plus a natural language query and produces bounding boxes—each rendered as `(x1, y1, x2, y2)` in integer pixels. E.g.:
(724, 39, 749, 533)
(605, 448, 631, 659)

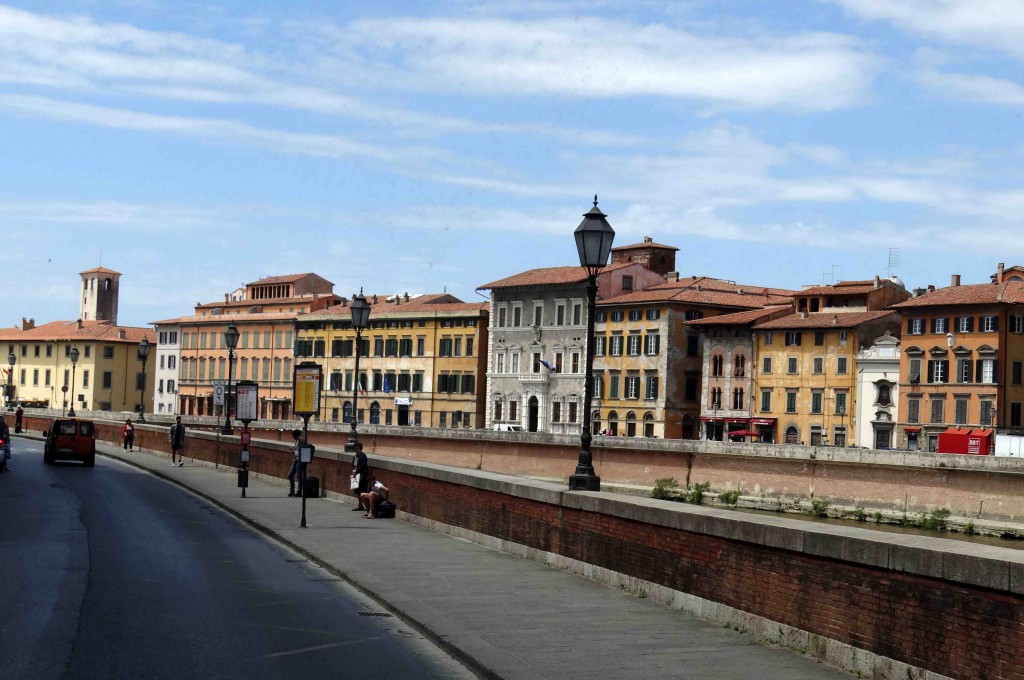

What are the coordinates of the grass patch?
(685, 481, 711, 505)
(922, 508, 951, 531)
(718, 490, 740, 505)
(810, 498, 832, 518)
(652, 477, 680, 501)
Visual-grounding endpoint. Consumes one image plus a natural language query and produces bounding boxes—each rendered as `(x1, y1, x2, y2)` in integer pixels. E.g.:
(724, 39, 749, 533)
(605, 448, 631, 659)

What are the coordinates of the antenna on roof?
(888, 248, 901, 278)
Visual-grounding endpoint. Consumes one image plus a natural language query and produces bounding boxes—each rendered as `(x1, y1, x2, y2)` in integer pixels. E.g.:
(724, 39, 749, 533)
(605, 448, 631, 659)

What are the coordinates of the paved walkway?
(77, 439, 851, 680)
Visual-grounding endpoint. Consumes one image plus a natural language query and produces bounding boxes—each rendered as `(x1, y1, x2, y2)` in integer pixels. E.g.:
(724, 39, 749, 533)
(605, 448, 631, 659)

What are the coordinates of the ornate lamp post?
(7, 352, 15, 411)
(137, 338, 151, 422)
(345, 289, 371, 452)
(68, 347, 79, 417)
(222, 325, 240, 435)
(569, 195, 615, 492)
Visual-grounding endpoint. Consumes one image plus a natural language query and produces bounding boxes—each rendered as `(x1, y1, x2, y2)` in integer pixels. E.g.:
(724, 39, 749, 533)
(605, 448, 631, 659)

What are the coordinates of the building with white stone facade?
(855, 332, 901, 449)
(153, 324, 181, 415)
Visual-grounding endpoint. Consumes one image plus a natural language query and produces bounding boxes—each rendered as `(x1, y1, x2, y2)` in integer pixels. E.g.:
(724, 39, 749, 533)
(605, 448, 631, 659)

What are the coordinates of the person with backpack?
(360, 476, 391, 519)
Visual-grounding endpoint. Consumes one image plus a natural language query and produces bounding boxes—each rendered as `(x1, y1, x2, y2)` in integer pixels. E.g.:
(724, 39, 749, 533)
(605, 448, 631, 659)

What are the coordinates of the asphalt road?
(0, 439, 475, 680)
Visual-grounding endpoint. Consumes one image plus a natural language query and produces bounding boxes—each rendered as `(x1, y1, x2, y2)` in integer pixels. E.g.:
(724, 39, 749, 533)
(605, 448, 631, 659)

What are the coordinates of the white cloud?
(310, 16, 878, 111)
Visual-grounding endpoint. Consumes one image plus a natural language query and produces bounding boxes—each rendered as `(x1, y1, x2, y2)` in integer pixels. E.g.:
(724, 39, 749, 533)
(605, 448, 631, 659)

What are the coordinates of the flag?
(539, 359, 553, 370)
(383, 377, 391, 394)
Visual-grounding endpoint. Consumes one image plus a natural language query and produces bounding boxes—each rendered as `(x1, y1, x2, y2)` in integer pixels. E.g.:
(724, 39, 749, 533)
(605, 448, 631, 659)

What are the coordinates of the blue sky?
(2, 1, 1024, 327)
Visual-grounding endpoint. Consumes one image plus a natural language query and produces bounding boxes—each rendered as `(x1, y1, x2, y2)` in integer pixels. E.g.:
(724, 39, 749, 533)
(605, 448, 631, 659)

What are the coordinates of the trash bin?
(237, 469, 248, 488)
(303, 476, 320, 498)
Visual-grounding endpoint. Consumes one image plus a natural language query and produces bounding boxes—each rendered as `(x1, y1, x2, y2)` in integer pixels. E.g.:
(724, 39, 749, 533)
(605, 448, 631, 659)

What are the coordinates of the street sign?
(213, 384, 225, 406)
(235, 380, 259, 423)
(293, 362, 322, 416)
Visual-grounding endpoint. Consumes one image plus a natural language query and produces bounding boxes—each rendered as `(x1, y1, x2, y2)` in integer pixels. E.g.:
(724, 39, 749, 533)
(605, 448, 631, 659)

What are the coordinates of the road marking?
(265, 639, 373, 658)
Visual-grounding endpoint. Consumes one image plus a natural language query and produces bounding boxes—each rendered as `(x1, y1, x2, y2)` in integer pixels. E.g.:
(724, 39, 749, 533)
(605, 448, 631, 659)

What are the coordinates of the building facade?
(153, 324, 181, 415)
(854, 332, 901, 449)
(295, 294, 488, 428)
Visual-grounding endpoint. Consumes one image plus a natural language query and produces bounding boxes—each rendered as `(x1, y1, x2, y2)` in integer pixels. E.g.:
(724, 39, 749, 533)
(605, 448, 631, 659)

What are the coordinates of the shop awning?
(750, 418, 776, 426)
(904, 426, 921, 433)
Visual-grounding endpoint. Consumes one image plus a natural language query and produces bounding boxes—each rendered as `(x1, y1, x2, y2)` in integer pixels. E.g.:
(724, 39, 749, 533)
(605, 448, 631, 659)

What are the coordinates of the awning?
(904, 427, 921, 433)
(725, 418, 750, 424)
(728, 429, 760, 437)
(750, 418, 776, 426)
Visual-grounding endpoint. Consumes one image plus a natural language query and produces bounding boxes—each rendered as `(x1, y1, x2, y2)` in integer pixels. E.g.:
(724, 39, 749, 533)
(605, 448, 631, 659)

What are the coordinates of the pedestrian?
(359, 476, 389, 519)
(122, 418, 135, 451)
(287, 429, 301, 497)
(0, 416, 10, 469)
(168, 416, 186, 467)
(351, 441, 370, 511)
(14, 405, 23, 433)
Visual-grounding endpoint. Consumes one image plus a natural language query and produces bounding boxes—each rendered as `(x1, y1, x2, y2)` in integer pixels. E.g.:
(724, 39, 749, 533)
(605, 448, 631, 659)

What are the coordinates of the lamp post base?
(568, 473, 601, 491)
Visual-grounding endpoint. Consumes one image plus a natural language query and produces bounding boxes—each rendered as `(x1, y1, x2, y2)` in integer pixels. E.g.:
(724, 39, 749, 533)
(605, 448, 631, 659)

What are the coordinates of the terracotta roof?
(478, 262, 633, 290)
(246, 273, 316, 285)
(0, 319, 154, 343)
(303, 294, 487, 321)
(79, 266, 121, 275)
(656, 276, 797, 297)
(892, 281, 1024, 308)
(611, 241, 678, 252)
(151, 312, 299, 326)
(601, 287, 791, 308)
(753, 310, 898, 330)
(686, 306, 792, 327)
(195, 294, 340, 310)
(798, 279, 888, 297)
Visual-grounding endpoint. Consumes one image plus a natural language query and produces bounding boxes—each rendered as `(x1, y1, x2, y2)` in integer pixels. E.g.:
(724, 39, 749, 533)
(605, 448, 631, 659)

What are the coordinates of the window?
(466, 337, 474, 356)
(932, 318, 948, 334)
(594, 310, 605, 323)
(627, 309, 641, 322)
(555, 353, 563, 373)
(609, 374, 620, 399)
(103, 346, 115, 359)
(784, 331, 802, 346)
(1012, 316, 1024, 334)
(439, 338, 453, 357)
(684, 310, 703, 321)
(814, 331, 825, 346)
(494, 400, 503, 422)
(509, 400, 518, 421)
(836, 357, 848, 375)
(733, 355, 746, 377)
(909, 358, 922, 384)
(787, 357, 798, 374)
(135, 372, 145, 390)
(762, 357, 772, 374)
(686, 335, 699, 356)
(811, 391, 823, 414)
(839, 331, 848, 345)
(552, 401, 561, 423)
(908, 319, 924, 335)
(44, 369, 50, 387)
(593, 336, 606, 356)
(644, 334, 660, 355)
(568, 402, 578, 423)
(710, 388, 722, 409)
(512, 306, 522, 327)
(1013, 403, 1023, 428)
(908, 397, 921, 423)
(417, 337, 425, 356)
(496, 353, 505, 373)
(930, 397, 945, 424)
(955, 397, 969, 425)
(786, 390, 797, 413)
(102, 371, 113, 389)
(1014, 361, 1023, 386)
(711, 354, 723, 377)
(685, 375, 698, 400)
(534, 305, 543, 326)
(731, 388, 744, 410)
(572, 304, 582, 326)
(571, 352, 580, 373)
(625, 375, 640, 399)
(957, 358, 973, 383)
(813, 357, 824, 374)
(929, 359, 949, 383)
(763, 332, 773, 346)
(622, 275, 633, 291)
(980, 399, 995, 426)
(593, 374, 604, 399)
(760, 389, 771, 412)
(82, 370, 89, 388)
(533, 352, 542, 373)
(835, 392, 847, 415)
(627, 334, 641, 356)
(497, 307, 507, 327)
(980, 358, 995, 384)
(982, 315, 998, 332)
(556, 304, 566, 325)
(646, 309, 660, 321)
(611, 310, 624, 322)
(32, 369, 38, 386)
(645, 376, 658, 400)
(876, 383, 891, 406)
(610, 335, 623, 356)
(957, 316, 974, 333)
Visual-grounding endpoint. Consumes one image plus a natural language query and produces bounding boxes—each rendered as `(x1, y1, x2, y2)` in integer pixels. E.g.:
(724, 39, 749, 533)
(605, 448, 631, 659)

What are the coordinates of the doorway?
(528, 396, 539, 432)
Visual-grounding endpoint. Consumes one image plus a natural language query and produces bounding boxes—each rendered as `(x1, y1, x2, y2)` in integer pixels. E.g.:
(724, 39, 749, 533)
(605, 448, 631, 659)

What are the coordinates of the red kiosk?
(936, 428, 994, 455)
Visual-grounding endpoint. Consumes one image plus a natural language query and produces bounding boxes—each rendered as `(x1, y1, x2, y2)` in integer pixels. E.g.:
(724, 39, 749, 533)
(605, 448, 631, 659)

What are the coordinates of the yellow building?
(1, 319, 155, 413)
(296, 294, 488, 427)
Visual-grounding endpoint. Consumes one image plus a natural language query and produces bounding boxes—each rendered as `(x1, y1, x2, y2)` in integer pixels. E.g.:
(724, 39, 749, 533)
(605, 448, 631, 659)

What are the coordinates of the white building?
(855, 332, 900, 449)
(153, 324, 181, 414)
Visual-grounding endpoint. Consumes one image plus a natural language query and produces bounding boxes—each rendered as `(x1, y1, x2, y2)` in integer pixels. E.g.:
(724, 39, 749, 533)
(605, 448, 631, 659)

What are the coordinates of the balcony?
(519, 372, 549, 384)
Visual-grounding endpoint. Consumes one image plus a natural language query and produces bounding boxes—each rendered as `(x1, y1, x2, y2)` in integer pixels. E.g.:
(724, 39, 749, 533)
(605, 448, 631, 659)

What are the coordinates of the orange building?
(891, 272, 1024, 451)
(153, 273, 340, 420)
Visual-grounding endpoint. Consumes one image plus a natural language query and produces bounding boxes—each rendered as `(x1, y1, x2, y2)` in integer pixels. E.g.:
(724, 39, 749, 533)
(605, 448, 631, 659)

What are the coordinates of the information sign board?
(235, 381, 259, 423)
(293, 362, 322, 416)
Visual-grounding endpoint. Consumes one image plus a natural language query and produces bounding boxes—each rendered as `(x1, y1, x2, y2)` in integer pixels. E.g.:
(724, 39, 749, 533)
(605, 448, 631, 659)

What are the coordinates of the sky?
(2, 0, 1024, 328)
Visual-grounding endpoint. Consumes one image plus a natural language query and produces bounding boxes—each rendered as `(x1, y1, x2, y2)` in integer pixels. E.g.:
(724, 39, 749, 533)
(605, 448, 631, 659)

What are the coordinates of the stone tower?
(79, 267, 121, 325)
(610, 236, 679, 278)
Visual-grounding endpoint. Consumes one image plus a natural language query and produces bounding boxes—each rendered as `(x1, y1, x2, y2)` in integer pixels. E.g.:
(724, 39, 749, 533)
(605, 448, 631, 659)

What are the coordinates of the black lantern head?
(69, 347, 79, 364)
(137, 338, 151, 361)
(574, 195, 615, 275)
(7, 352, 14, 367)
(224, 325, 240, 350)
(351, 289, 371, 330)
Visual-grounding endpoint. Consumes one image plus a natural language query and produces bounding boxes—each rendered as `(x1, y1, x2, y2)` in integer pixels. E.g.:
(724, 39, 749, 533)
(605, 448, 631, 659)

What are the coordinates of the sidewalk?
(98, 440, 850, 680)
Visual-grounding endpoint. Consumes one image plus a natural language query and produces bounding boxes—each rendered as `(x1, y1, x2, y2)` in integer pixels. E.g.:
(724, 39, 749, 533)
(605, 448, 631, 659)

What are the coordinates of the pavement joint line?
(75, 440, 511, 680)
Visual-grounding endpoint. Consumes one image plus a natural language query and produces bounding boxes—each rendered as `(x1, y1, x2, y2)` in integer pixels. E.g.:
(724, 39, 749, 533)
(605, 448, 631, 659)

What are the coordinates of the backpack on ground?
(375, 500, 396, 519)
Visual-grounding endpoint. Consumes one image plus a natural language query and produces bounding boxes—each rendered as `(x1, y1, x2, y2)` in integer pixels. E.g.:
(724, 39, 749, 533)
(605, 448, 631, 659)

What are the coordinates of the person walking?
(14, 405, 23, 433)
(287, 429, 301, 496)
(351, 442, 370, 511)
(168, 416, 186, 467)
(122, 418, 135, 452)
(1, 416, 10, 470)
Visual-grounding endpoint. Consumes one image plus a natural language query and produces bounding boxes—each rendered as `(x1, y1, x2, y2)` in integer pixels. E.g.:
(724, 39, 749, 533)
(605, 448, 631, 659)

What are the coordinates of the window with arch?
(104, 278, 111, 290)
(732, 388, 744, 410)
(876, 383, 892, 406)
(785, 426, 799, 444)
(710, 387, 722, 409)
(369, 401, 381, 424)
(733, 354, 746, 377)
(343, 401, 354, 423)
(711, 354, 724, 377)
(607, 410, 619, 436)
(625, 411, 637, 437)
(643, 412, 655, 438)
(591, 410, 602, 435)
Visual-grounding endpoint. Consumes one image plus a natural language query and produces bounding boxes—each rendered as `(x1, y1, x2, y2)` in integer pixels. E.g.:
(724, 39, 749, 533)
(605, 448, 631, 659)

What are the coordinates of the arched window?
(104, 278, 111, 291)
(591, 409, 602, 435)
(734, 354, 746, 377)
(643, 412, 655, 438)
(370, 401, 381, 424)
(711, 388, 722, 409)
(608, 410, 619, 436)
(343, 401, 354, 423)
(876, 383, 891, 406)
(785, 426, 799, 444)
(732, 388, 744, 410)
(712, 354, 724, 377)
(626, 411, 637, 437)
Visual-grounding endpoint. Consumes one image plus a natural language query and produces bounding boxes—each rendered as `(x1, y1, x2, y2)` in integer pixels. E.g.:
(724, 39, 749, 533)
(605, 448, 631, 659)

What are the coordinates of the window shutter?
(965, 360, 973, 383)
(941, 360, 950, 383)
(976, 360, 982, 383)
(927, 360, 935, 383)
(992, 360, 999, 382)
(992, 317, 1000, 332)
(967, 317, 975, 332)
(907, 318, 914, 334)
(930, 318, 938, 333)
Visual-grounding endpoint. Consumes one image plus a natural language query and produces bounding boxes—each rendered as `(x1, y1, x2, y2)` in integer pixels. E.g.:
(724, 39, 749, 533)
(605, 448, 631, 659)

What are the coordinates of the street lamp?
(569, 195, 614, 492)
(839, 405, 847, 446)
(6, 352, 15, 411)
(222, 325, 239, 434)
(137, 338, 151, 422)
(68, 347, 79, 417)
(345, 289, 371, 452)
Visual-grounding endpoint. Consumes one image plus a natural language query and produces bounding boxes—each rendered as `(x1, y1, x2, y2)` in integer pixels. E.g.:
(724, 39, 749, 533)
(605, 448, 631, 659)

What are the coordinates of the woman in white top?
(359, 477, 389, 519)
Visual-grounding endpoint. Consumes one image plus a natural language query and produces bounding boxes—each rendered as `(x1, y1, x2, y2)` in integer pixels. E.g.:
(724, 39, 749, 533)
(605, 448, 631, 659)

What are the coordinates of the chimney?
(77, 319, 83, 329)
(832, 315, 838, 326)
(225, 293, 229, 303)
(951, 274, 961, 287)
(20, 317, 35, 330)
(665, 272, 679, 282)
(927, 284, 936, 293)
(404, 292, 410, 302)
(643, 235, 652, 243)
(998, 262, 1005, 283)
(874, 275, 880, 288)
(800, 311, 807, 319)
(372, 295, 378, 304)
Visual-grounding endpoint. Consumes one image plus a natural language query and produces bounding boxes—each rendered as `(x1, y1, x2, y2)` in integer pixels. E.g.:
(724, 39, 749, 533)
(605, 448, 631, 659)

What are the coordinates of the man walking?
(287, 429, 301, 496)
(169, 416, 186, 467)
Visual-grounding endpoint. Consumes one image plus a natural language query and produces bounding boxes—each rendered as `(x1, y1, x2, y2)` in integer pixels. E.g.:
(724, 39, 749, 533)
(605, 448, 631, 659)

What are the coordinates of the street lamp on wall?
(569, 195, 614, 492)
(345, 289, 371, 452)
(137, 338, 151, 422)
(7, 352, 15, 412)
(222, 325, 240, 435)
(68, 347, 79, 417)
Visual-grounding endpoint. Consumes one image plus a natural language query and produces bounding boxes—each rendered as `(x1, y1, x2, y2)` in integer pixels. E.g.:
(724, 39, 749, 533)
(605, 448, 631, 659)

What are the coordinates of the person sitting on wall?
(359, 476, 389, 519)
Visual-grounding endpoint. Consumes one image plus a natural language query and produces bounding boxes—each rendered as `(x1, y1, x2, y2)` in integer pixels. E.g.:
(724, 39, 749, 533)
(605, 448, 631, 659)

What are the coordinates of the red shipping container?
(936, 428, 993, 455)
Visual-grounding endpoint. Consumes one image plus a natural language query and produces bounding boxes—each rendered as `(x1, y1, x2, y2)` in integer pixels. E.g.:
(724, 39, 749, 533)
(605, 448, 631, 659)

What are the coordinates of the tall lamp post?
(222, 325, 240, 435)
(68, 347, 79, 417)
(569, 195, 615, 492)
(7, 352, 15, 411)
(137, 338, 151, 422)
(345, 289, 371, 452)
(839, 405, 847, 447)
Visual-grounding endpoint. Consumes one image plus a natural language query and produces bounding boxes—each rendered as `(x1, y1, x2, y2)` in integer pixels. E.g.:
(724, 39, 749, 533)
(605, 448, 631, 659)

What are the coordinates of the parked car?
(43, 418, 96, 467)
(493, 424, 524, 432)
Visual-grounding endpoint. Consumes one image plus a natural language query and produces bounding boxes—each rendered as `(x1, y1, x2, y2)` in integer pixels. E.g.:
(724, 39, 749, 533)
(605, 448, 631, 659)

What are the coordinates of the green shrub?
(851, 506, 867, 522)
(652, 477, 679, 500)
(685, 481, 711, 504)
(718, 490, 740, 505)
(964, 522, 975, 535)
(872, 511, 883, 523)
(810, 498, 831, 517)
(922, 508, 951, 531)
